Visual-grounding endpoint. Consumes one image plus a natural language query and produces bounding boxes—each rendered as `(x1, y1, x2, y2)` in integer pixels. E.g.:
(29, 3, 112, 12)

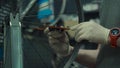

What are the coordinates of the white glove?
(70, 20, 110, 44)
(44, 28, 72, 57)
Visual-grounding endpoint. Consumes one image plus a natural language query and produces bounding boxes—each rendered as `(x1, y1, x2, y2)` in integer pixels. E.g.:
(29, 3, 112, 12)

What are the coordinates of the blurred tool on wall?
(37, 0, 54, 25)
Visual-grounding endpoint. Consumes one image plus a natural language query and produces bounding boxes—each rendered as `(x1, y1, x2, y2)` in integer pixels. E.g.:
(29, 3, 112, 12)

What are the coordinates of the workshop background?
(0, 0, 100, 68)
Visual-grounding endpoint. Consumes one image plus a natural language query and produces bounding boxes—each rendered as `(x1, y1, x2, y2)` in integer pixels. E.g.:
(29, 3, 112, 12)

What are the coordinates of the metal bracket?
(10, 13, 21, 27)
(10, 13, 23, 68)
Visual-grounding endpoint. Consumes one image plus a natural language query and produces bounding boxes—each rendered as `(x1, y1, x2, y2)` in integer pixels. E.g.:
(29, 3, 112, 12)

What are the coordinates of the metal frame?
(10, 13, 23, 68)
(20, 0, 37, 20)
(3, 0, 37, 67)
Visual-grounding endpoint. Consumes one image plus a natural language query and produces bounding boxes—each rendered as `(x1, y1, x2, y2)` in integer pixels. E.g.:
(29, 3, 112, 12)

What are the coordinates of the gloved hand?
(44, 28, 72, 57)
(71, 20, 110, 44)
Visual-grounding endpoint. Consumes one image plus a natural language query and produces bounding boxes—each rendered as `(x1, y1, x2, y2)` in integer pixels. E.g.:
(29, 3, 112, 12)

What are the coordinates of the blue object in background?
(37, 0, 52, 19)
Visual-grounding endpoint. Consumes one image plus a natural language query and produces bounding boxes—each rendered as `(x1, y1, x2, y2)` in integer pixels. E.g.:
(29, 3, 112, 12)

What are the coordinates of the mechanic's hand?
(71, 20, 110, 44)
(44, 27, 72, 57)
